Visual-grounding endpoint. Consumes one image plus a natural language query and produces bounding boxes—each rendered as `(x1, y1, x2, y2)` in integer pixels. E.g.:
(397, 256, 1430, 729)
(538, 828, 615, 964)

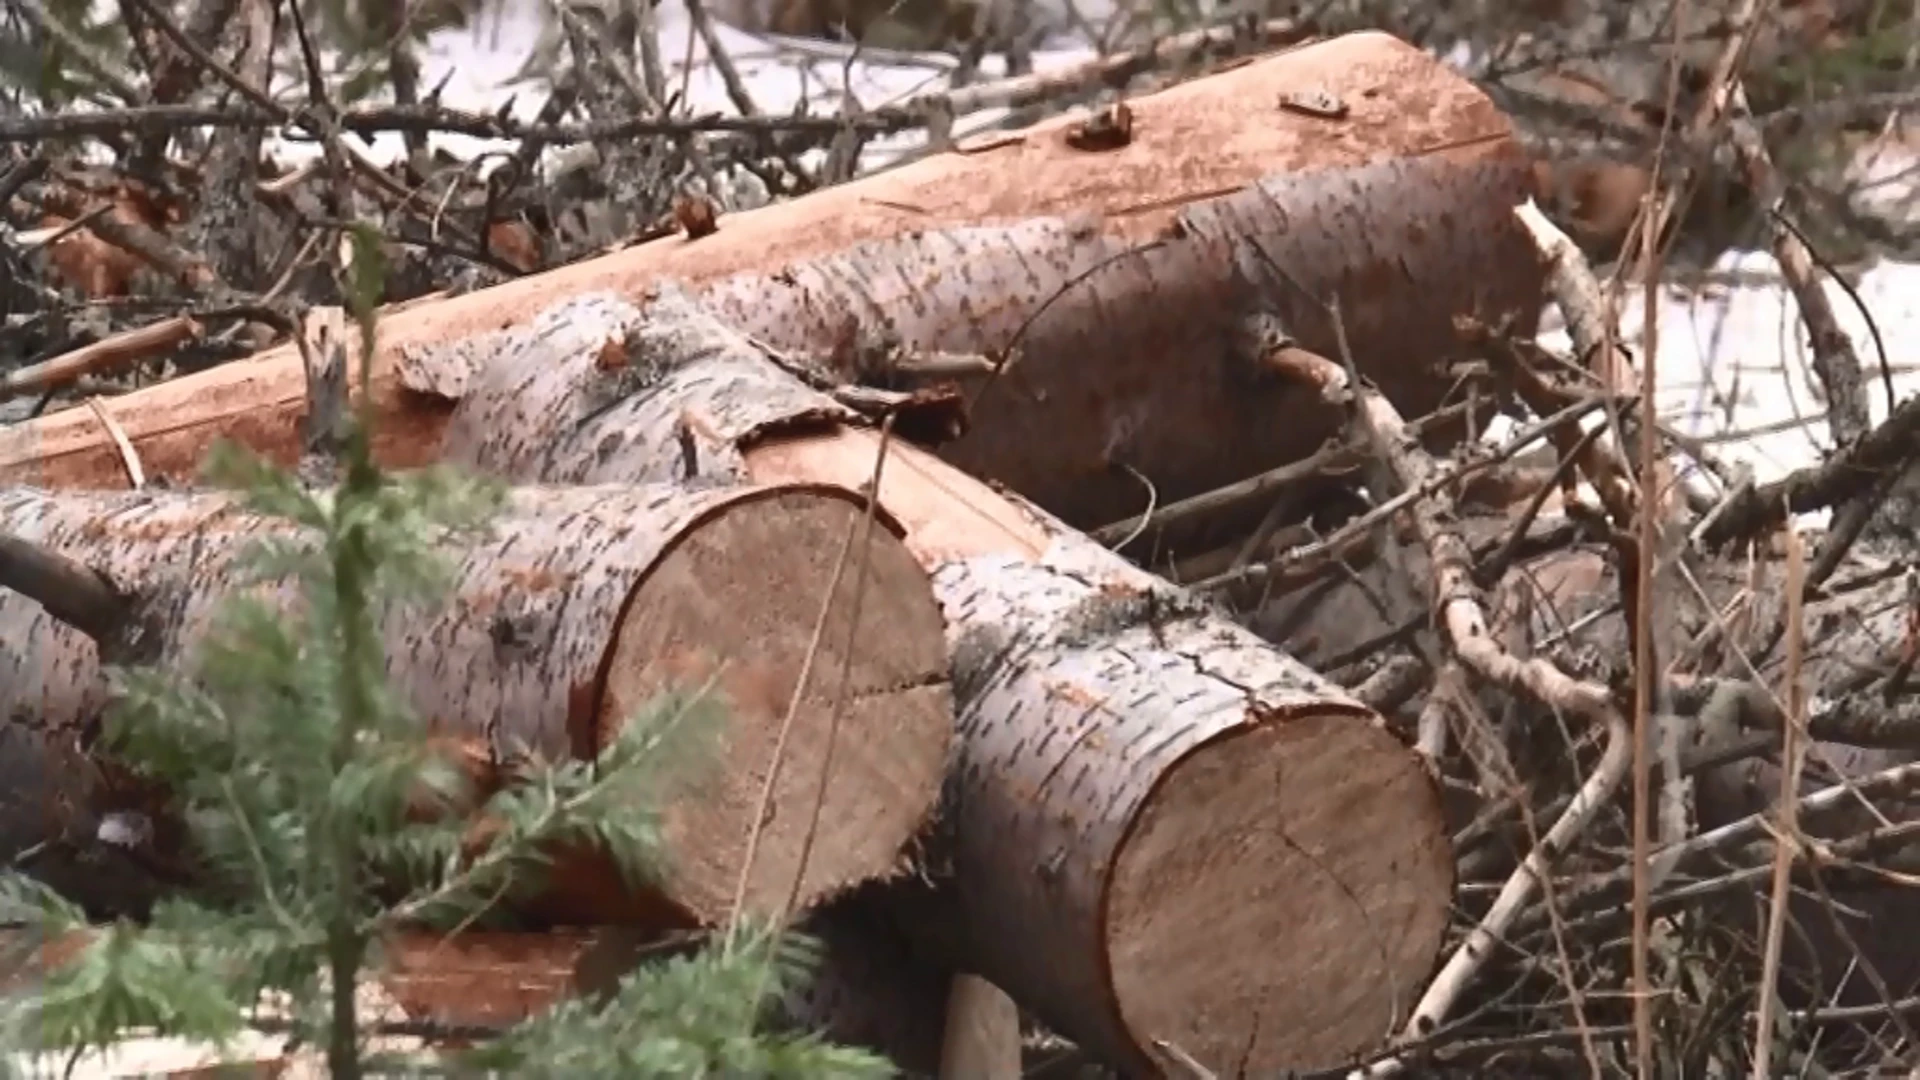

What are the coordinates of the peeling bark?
(0, 481, 954, 929)
(1, 30, 1545, 547)
(387, 284, 1451, 1077)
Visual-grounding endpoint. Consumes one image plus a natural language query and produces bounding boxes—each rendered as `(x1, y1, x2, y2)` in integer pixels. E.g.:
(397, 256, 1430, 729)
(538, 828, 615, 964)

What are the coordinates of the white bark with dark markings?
(0, 480, 953, 929)
(402, 285, 1453, 1076)
(2, 31, 1543, 559)
(692, 151, 1541, 536)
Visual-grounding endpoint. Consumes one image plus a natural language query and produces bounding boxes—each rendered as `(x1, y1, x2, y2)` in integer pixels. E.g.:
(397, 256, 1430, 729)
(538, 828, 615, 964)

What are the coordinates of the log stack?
(396, 283, 1453, 1075)
(0, 27, 1560, 1078)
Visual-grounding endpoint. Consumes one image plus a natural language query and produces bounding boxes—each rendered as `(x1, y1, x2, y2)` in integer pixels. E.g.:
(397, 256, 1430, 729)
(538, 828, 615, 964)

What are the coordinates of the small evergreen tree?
(0, 226, 895, 1079)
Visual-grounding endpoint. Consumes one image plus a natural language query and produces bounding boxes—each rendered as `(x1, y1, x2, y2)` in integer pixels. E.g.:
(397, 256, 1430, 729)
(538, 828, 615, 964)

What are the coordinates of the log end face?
(1105, 709, 1451, 1074)
(594, 488, 955, 924)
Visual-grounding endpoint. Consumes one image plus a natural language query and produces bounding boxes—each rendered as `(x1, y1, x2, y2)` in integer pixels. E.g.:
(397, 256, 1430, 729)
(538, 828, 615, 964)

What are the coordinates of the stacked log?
(0, 28, 1558, 1077)
(249, 282, 1450, 1075)
(0, 287, 1455, 1074)
(0, 30, 1545, 545)
(0, 481, 954, 928)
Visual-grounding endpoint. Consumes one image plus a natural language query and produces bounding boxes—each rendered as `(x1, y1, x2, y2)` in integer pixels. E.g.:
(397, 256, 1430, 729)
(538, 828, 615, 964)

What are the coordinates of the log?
(0, 30, 1545, 546)
(335, 283, 1451, 1076)
(0, 891, 955, 1077)
(436, 888, 957, 1076)
(0, 481, 954, 929)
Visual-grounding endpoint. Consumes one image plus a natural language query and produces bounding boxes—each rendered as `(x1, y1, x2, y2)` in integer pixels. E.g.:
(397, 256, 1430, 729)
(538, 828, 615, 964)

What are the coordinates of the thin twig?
(1751, 524, 1805, 1077)
(0, 316, 202, 402)
(781, 413, 895, 926)
(724, 425, 875, 946)
(84, 396, 146, 490)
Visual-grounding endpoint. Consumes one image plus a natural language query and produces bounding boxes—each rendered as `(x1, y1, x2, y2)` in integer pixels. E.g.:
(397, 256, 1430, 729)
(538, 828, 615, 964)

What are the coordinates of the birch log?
(0, 481, 953, 928)
(358, 284, 1453, 1077)
(0, 30, 1544, 547)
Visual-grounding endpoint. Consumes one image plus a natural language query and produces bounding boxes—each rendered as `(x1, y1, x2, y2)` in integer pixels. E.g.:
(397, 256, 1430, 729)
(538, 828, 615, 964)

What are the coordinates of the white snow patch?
(262, 0, 1109, 176)
(1533, 252, 1920, 513)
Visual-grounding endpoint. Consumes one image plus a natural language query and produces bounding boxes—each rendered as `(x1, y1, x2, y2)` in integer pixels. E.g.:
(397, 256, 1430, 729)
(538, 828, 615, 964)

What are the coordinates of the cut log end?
(1106, 710, 1452, 1074)
(587, 487, 954, 925)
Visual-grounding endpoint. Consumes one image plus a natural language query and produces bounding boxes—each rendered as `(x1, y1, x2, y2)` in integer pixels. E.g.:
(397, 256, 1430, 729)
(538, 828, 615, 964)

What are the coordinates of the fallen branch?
(0, 531, 127, 645)
(1725, 86, 1875, 449)
(0, 316, 202, 403)
(1696, 392, 1920, 551)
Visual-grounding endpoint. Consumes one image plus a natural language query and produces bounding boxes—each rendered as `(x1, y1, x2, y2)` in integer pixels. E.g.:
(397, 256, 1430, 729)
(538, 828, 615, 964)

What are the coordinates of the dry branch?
(1696, 392, 1920, 552)
(0, 481, 953, 929)
(1723, 84, 1874, 453)
(0, 531, 126, 646)
(0, 316, 203, 403)
(1482, 541, 1920, 1022)
(1275, 490, 1920, 1051)
(0, 31, 1545, 542)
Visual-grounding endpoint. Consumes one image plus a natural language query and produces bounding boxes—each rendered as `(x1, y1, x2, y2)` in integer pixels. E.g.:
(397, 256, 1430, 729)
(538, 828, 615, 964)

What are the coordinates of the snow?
(285, 0, 1114, 178)
(1539, 251, 1920, 494)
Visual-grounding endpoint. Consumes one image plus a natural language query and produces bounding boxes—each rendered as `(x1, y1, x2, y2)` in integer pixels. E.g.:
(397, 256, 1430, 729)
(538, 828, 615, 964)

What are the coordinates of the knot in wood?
(1065, 103, 1134, 153)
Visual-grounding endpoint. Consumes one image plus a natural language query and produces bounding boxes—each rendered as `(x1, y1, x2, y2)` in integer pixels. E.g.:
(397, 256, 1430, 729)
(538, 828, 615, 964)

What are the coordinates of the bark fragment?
(0, 481, 954, 928)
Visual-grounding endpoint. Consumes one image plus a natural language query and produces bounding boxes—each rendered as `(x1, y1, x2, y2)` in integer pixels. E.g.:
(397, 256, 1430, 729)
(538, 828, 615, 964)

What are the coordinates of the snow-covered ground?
(1542, 252, 1920, 490)
(6, 6, 1920, 1076)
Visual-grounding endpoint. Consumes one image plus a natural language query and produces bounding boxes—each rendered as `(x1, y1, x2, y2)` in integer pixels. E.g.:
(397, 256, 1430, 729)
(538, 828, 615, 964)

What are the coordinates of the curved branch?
(0, 531, 126, 644)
